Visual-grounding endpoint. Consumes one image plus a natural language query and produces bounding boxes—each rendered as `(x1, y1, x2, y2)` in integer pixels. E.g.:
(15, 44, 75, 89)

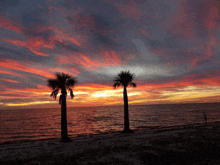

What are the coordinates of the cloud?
(0, 0, 220, 108)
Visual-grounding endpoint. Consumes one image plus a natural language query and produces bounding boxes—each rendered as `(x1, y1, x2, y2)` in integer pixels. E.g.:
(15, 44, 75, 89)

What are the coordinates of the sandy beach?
(1, 122, 220, 165)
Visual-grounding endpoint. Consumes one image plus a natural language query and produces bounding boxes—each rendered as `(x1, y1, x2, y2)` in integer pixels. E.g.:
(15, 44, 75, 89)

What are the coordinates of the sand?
(1, 122, 220, 165)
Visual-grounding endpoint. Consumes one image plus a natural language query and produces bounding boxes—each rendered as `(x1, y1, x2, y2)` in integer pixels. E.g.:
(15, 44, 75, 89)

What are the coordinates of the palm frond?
(113, 82, 121, 89)
(69, 88, 74, 99)
(47, 79, 59, 90)
(130, 82, 136, 87)
(50, 89, 59, 100)
(66, 78, 77, 88)
(113, 71, 136, 88)
(47, 72, 77, 102)
(64, 73, 70, 79)
(56, 73, 65, 88)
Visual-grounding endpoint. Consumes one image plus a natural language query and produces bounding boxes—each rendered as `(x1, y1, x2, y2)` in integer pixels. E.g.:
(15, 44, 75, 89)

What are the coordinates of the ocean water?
(1, 103, 220, 143)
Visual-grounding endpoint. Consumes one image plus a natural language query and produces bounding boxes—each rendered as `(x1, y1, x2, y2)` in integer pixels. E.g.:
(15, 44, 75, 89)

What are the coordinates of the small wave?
(87, 116, 114, 122)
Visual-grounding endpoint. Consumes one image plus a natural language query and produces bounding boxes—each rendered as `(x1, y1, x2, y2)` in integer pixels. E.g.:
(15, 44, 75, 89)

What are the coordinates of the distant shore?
(1, 122, 220, 165)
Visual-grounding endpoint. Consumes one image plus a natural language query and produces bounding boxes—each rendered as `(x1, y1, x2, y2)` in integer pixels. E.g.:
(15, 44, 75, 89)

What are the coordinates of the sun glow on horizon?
(1, 84, 220, 109)
(5, 101, 57, 107)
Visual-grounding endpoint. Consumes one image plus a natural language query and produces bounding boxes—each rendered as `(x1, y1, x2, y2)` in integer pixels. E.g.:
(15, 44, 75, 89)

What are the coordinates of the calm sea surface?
(1, 103, 220, 143)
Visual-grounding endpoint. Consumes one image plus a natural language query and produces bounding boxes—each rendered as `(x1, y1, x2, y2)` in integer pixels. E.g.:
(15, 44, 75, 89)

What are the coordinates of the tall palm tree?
(113, 71, 136, 133)
(47, 72, 77, 142)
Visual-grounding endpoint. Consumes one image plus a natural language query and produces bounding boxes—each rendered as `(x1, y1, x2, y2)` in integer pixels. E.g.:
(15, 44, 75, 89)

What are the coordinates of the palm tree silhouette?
(47, 72, 77, 142)
(113, 71, 136, 133)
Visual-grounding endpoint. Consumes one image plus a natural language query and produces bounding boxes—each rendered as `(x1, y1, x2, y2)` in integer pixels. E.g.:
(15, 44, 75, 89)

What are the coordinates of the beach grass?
(1, 122, 220, 165)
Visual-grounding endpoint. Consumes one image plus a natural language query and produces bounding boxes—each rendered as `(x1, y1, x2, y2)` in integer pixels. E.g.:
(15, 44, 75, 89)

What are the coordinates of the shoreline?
(1, 121, 220, 164)
(1, 121, 219, 145)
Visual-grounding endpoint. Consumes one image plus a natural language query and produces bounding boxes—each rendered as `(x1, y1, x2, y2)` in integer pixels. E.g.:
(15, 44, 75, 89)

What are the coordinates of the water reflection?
(67, 107, 97, 135)
(1, 103, 220, 143)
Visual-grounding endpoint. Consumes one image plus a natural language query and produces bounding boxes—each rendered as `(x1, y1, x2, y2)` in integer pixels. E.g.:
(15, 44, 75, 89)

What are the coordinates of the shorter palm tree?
(47, 72, 77, 142)
(113, 71, 136, 133)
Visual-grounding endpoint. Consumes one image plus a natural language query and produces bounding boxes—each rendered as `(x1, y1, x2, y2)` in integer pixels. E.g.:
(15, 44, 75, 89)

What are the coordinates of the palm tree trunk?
(123, 86, 130, 132)
(61, 94, 69, 142)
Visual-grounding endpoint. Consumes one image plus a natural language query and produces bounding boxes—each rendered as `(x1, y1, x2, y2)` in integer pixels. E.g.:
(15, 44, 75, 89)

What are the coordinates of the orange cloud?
(3, 38, 50, 56)
(56, 51, 123, 70)
(76, 84, 113, 92)
(0, 69, 25, 78)
(1, 19, 58, 57)
(0, 59, 55, 78)
(0, 78, 20, 83)
(141, 73, 220, 90)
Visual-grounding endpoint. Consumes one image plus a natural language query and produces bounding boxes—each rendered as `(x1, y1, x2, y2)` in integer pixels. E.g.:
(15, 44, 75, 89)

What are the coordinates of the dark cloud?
(21, 9, 48, 28)
(67, 14, 119, 51)
(0, 46, 46, 63)
(23, 28, 53, 41)
(0, 0, 20, 13)
(76, 70, 114, 86)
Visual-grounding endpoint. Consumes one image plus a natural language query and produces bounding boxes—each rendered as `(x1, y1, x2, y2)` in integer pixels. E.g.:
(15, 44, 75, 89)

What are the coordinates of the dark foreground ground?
(1, 122, 220, 165)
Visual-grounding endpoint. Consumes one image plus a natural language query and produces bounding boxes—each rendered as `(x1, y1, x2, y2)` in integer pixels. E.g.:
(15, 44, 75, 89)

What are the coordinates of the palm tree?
(47, 72, 77, 142)
(113, 71, 136, 133)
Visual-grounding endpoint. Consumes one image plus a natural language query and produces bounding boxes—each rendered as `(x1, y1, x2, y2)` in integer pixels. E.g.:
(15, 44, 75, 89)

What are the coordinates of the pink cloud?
(199, 0, 219, 30)
(0, 16, 23, 33)
(206, 34, 217, 58)
(52, 27, 82, 46)
(205, 6, 219, 29)
(114, 1, 142, 20)
(170, 2, 195, 39)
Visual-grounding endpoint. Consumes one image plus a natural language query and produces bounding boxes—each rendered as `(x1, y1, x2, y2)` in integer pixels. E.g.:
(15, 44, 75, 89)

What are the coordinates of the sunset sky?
(0, 0, 220, 109)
